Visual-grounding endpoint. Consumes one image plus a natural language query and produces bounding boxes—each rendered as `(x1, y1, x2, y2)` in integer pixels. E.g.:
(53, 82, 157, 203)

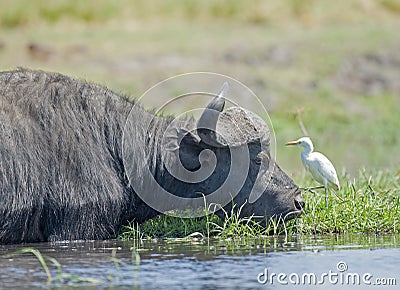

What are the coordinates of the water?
(0, 234, 398, 289)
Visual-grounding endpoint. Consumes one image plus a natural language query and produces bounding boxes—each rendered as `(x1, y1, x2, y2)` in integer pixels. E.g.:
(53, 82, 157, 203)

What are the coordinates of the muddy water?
(0, 234, 398, 289)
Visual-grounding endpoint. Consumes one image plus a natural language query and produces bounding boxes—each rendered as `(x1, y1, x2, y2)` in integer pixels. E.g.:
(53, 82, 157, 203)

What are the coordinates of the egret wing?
(308, 152, 340, 190)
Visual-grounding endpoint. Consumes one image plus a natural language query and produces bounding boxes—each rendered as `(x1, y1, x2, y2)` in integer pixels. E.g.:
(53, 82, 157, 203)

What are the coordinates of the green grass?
(121, 213, 220, 240)
(293, 169, 400, 234)
(120, 169, 400, 239)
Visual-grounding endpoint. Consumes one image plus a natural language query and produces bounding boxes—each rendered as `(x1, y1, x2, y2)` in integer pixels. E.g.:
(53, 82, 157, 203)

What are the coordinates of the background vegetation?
(0, 0, 399, 236)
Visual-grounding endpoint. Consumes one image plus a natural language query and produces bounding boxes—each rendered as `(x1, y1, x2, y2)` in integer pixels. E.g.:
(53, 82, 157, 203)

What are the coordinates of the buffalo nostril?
(294, 192, 305, 211)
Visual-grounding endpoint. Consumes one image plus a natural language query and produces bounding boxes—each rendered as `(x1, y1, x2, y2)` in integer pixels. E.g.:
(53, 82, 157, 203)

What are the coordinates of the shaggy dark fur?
(0, 69, 303, 244)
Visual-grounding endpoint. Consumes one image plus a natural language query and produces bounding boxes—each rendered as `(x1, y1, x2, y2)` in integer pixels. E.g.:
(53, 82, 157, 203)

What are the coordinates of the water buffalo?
(0, 69, 304, 244)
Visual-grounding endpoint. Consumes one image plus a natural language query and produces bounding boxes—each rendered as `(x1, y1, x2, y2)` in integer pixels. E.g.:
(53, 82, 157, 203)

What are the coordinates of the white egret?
(285, 137, 340, 205)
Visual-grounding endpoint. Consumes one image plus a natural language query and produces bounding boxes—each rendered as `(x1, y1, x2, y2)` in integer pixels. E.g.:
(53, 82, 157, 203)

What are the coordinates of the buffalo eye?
(255, 156, 262, 165)
(255, 151, 269, 165)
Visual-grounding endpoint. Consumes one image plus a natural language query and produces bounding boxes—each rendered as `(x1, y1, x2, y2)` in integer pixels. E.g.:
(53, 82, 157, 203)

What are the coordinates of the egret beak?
(285, 140, 300, 146)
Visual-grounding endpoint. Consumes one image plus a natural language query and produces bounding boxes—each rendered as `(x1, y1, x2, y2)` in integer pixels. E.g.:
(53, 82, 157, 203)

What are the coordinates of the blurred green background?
(0, 0, 399, 177)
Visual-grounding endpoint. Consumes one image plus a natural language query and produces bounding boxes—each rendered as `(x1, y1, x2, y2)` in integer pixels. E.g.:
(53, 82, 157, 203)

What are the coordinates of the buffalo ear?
(163, 125, 200, 152)
(163, 123, 203, 171)
(197, 82, 228, 147)
(178, 131, 203, 171)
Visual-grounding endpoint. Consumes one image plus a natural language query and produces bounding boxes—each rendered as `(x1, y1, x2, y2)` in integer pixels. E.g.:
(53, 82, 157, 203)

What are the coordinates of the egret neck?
(300, 138, 313, 170)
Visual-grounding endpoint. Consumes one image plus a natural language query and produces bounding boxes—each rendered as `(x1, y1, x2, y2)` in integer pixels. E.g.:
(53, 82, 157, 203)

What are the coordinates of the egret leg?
(325, 187, 328, 207)
(323, 180, 329, 207)
(300, 185, 342, 205)
(300, 185, 324, 194)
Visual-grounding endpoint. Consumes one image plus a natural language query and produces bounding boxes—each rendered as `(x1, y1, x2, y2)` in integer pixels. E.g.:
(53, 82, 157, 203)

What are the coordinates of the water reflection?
(0, 234, 398, 288)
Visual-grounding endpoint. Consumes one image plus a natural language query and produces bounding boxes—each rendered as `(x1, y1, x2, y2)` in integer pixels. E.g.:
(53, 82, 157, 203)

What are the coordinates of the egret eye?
(255, 156, 262, 165)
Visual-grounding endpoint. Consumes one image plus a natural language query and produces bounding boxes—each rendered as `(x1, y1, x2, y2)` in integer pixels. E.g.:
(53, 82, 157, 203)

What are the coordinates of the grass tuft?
(120, 213, 222, 239)
(292, 169, 400, 234)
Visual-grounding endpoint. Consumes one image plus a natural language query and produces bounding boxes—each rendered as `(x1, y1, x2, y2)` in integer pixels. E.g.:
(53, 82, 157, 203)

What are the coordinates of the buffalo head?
(138, 83, 305, 223)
